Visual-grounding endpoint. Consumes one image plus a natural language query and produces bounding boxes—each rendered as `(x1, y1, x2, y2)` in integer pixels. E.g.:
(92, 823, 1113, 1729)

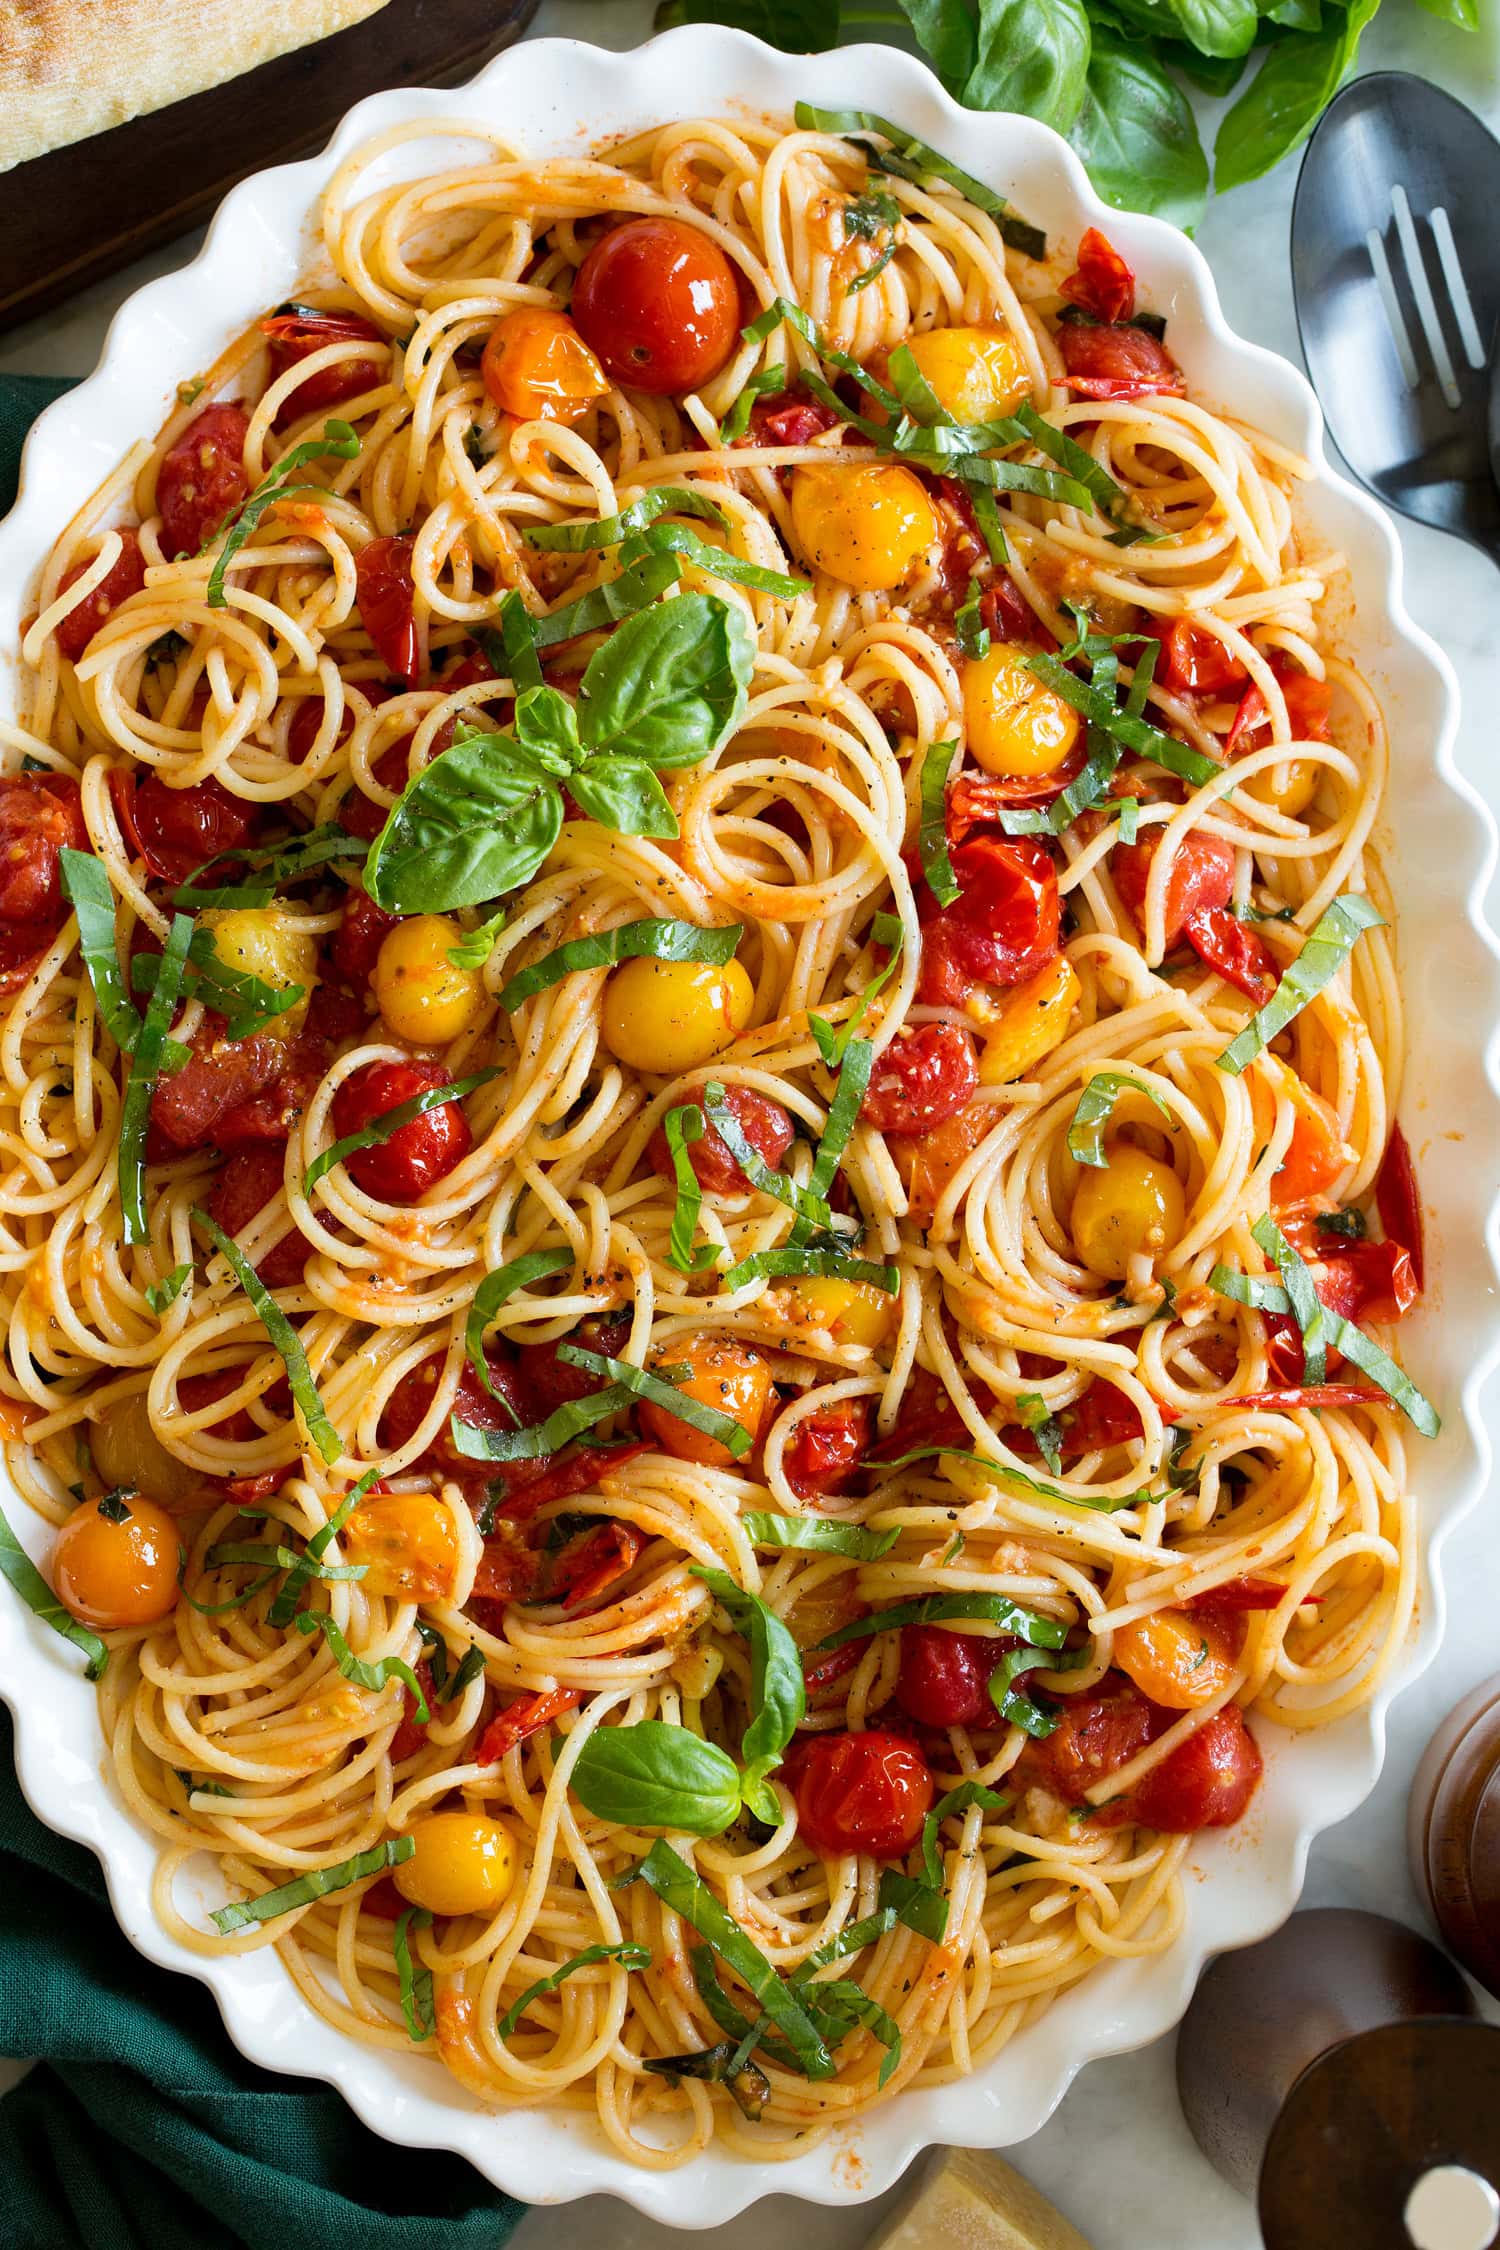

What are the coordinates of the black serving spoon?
(1292, 72, 1500, 565)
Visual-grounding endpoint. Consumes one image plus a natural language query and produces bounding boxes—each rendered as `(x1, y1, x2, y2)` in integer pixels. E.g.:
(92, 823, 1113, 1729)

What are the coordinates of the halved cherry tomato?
(56, 532, 147, 661)
(380, 1342, 535, 1478)
(744, 389, 843, 447)
(1160, 619, 1247, 699)
(645, 1085, 794, 1196)
(1012, 1677, 1163, 1818)
(129, 773, 261, 887)
(979, 571, 1058, 651)
(896, 1625, 1002, 1726)
(205, 1145, 308, 1288)
(1114, 1607, 1238, 1710)
(779, 1395, 874, 1501)
(476, 1686, 582, 1765)
(328, 1056, 473, 1201)
(262, 305, 384, 426)
(1008, 1378, 1145, 1464)
(148, 1023, 283, 1154)
(517, 1314, 632, 1414)
(356, 536, 420, 688)
(1132, 1705, 1262, 1831)
(1184, 904, 1279, 1004)
(915, 834, 1060, 1006)
(481, 308, 608, 423)
(156, 404, 251, 558)
(207, 1029, 329, 1151)
(331, 885, 401, 987)
(1223, 1384, 1380, 1412)
(572, 218, 740, 395)
(860, 1022, 978, 1136)
(1376, 1122, 1425, 1289)
(1057, 322, 1185, 401)
(1227, 652, 1333, 755)
(551, 1521, 644, 1611)
(0, 773, 89, 929)
(1113, 829, 1233, 953)
(792, 1728, 935, 1859)
(1059, 229, 1136, 325)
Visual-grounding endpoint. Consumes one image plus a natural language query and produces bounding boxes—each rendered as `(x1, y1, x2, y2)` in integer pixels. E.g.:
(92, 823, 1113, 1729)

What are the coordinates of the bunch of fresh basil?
(655, 0, 1474, 230)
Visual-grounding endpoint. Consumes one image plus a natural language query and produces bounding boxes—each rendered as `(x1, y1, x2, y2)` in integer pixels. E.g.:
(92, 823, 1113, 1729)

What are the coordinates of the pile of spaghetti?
(0, 108, 1435, 2166)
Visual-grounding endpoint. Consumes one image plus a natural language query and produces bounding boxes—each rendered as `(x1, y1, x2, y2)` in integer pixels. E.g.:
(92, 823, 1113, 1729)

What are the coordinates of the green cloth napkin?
(0, 372, 526, 2250)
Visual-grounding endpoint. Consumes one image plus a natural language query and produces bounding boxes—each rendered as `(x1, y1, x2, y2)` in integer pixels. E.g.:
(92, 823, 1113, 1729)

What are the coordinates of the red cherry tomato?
(744, 389, 844, 447)
(1113, 829, 1233, 953)
(1185, 1574, 1290, 1618)
(380, 1340, 536, 1478)
(331, 885, 401, 986)
(860, 1022, 979, 1136)
(896, 1625, 1001, 1726)
(476, 1685, 583, 1766)
(915, 834, 1060, 1006)
(1056, 322, 1185, 401)
(356, 536, 420, 687)
(130, 773, 262, 887)
(213, 1030, 329, 1151)
(261, 305, 385, 426)
(1059, 229, 1137, 325)
(792, 1728, 935, 1860)
(868, 1365, 968, 1462)
(779, 1395, 874, 1501)
(1182, 904, 1279, 1004)
(148, 1022, 281, 1154)
(571, 217, 740, 395)
(0, 773, 89, 926)
(1052, 1379, 1145, 1460)
(1264, 1238, 1418, 1384)
(1012, 1679, 1165, 1821)
(517, 1313, 632, 1414)
(551, 1521, 645, 1612)
(177, 1362, 282, 1446)
(1160, 619, 1247, 698)
(1375, 1122, 1425, 1290)
(1226, 652, 1333, 756)
(329, 1057, 473, 1202)
(205, 1145, 308, 1288)
(979, 571, 1057, 649)
(1132, 1705, 1262, 1831)
(56, 532, 147, 661)
(645, 1084, 794, 1196)
(156, 404, 251, 558)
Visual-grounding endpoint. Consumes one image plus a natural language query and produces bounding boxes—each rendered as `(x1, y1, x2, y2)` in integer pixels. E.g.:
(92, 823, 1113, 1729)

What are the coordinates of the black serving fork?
(1291, 72, 1500, 564)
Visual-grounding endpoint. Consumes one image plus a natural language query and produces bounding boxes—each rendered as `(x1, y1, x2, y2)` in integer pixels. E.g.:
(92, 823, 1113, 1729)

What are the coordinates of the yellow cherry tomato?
(781, 1272, 894, 1350)
(1071, 1141, 1186, 1280)
(904, 325, 1030, 423)
(481, 308, 608, 424)
(978, 956, 1080, 1086)
(89, 1392, 206, 1512)
(394, 1811, 517, 1917)
(52, 1492, 180, 1630)
(342, 1491, 459, 1601)
(1114, 1608, 1238, 1710)
(199, 907, 316, 1037)
(962, 643, 1081, 780)
(372, 915, 487, 1047)
(1239, 753, 1320, 820)
(789, 462, 937, 592)
(601, 954, 752, 1075)
(637, 1334, 773, 1467)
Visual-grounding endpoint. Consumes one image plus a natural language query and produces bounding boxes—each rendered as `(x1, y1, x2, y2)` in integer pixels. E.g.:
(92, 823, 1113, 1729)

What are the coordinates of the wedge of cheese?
(869, 2146, 1096, 2250)
(0, 0, 392, 174)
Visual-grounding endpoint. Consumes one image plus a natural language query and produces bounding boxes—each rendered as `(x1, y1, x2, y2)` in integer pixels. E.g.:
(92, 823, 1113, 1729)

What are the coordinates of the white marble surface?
(5, 6, 1500, 2243)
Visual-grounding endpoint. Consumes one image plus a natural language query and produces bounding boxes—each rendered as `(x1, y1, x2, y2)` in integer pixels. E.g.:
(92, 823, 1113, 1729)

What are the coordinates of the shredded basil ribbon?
(120, 914, 193, 1244)
(266, 1472, 376, 1628)
(59, 848, 141, 1052)
(644, 2043, 771, 2121)
(293, 1608, 430, 1721)
(145, 1263, 192, 1316)
(808, 911, 904, 1068)
(191, 1208, 344, 1465)
(701, 1082, 834, 1233)
(843, 187, 902, 296)
(497, 1941, 652, 2041)
(393, 1907, 435, 2040)
(305, 1068, 496, 1194)
(498, 919, 743, 1014)
(450, 1381, 633, 1463)
(1020, 650, 1220, 789)
(722, 1244, 900, 1295)
(692, 1569, 805, 1820)
(793, 105, 1047, 260)
(446, 907, 506, 970)
(918, 740, 961, 907)
(529, 552, 685, 648)
(991, 1642, 1089, 1737)
(170, 826, 363, 913)
(211, 1836, 413, 1935)
(1252, 1212, 1329, 1385)
(881, 1441, 1149, 1513)
(465, 1246, 572, 1405)
(741, 1512, 898, 1561)
(205, 420, 360, 605)
(619, 520, 812, 601)
(662, 1106, 721, 1276)
(813, 1590, 1068, 1652)
(571, 1720, 744, 1837)
(0, 1495, 110, 1678)
(525, 487, 728, 550)
(877, 1781, 1011, 1941)
(719, 364, 785, 444)
(1216, 896, 1383, 1076)
(954, 575, 990, 661)
(1067, 1072, 1175, 1168)
(132, 925, 303, 1043)
(557, 1344, 753, 1459)
(1015, 1392, 1063, 1475)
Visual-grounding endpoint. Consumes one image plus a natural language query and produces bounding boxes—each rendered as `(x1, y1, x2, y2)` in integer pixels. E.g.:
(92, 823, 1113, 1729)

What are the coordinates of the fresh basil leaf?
(1069, 30, 1210, 232)
(909, 0, 1092, 134)
(0, 1496, 110, 1678)
(1165, 0, 1257, 51)
(793, 106, 1047, 260)
(1216, 896, 1383, 1076)
(1316, 1208, 1366, 1241)
(1412, 0, 1477, 22)
(498, 1941, 652, 2040)
(211, 1836, 413, 1934)
(1021, 650, 1220, 787)
(989, 1643, 1085, 1736)
(955, 575, 990, 661)
(60, 848, 141, 1052)
(1251, 1211, 1330, 1384)
(663, 1106, 720, 1276)
(882, 1441, 1148, 1512)
(1011, 402, 1145, 545)
(305, 1068, 495, 1194)
(567, 758, 680, 838)
(1117, 796, 1140, 844)
(877, 1780, 1011, 1941)
(525, 487, 729, 551)
(531, 553, 685, 648)
(741, 1512, 899, 1560)
(120, 914, 193, 1245)
(918, 739, 960, 907)
(392, 1906, 434, 2040)
(814, 1590, 1067, 1652)
(192, 1207, 344, 1465)
(571, 1720, 744, 1836)
(145, 1263, 192, 1316)
(575, 593, 753, 770)
(557, 1344, 753, 1459)
(466, 1247, 572, 1404)
(513, 684, 583, 769)
(450, 1382, 634, 1462)
(293, 1608, 430, 1721)
(1067, 1071, 1174, 1168)
(642, 2041, 771, 2121)
(446, 907, 506, 970)
(691, 1568, 805, 1818)
(802, 1036, 875, 1227)
(499, 919, 743, 1012)
(363, 730, 564, 913)
(719, 363, 786, 443)
(205, 419, 360, 603)
(1214, 1, 1380, 193)
(494, 588, 544, 691)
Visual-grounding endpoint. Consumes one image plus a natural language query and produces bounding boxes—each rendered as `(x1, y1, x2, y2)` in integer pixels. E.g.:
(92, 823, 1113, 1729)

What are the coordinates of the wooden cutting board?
(0, 0, 540, 334)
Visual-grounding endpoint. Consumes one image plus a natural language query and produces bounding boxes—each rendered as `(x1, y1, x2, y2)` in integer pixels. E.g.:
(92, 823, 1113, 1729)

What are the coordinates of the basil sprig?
(1216, 896, 1383, 1076)
(392, 1907, 434, 2040)
(918, 740, 961, 907)
(557, 1343, 754, 1459)
(205, 419, 360, 603)
(211, 1836, 413, 1935)
(497, 1940, 652, 2040)
(741, 1511, 899, 1561)
(60, 848, 141, 1052)
(364, 592, 753, 913)
(305, 1067, 495, 1195)
(793, 105, 1047, 259)
(1067, 1072, 1175, 1168)
(192, 1208, 344, 1464)
(0, 1496, 110, 1678)
(693, 1569, 806, 1820)
(877, 1781, 1010, 1941)
(465, 1246, 572, 1405)
(498, 918, 743, 1014)
(814, 1590, 1068, 1653)
(120, 914, 193, 1244)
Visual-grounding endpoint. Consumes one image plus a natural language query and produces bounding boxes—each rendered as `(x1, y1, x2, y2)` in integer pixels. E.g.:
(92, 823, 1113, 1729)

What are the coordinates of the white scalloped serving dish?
(2, 26, 1499, 2228)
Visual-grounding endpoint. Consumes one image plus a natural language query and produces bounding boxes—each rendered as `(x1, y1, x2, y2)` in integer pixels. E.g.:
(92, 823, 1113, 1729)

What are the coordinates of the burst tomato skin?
(56, 532, 147, 661)
(779, 1395, 874, 1501)
(1227, 653, 1333, 755)
(645, 1084, 794, 1196)
(571, 217, 740, 395)
(1184, 904, 1278, 1004)
(1013, 1678, 1261, 1833)
(744, 390, 843, 447)
(356, 536, 420, 687)
(329, 1057, 472, 1201)
(262, 307, 384, 425)
(860, 1022, 979, 1136)
(1113, 829, 1233, 952)
(792, 1728, 935, 1860)
(1056, 322, 1185, 401)
(1160, 619, 1247, 698)
(979, 571, 1056, 649)
(157, 405, 251, 558)
(0, 773, 89, 929)
(331, 886, 401, 987)
(130, 774, 262, 887)
(1060, 229, 1136, 324)
(1375, 1122, 1425, 1288)
(868, 1365, 968, 1461)
(517, 1314, 632, 1413)
(380, 1342, 536, 1477)
(896, 1625, 1000, 1726)
(1132, 1705, 1262, 1831)
(1012, 1679, 1164, 1818)
(916, 834, 1060, 1006)
(1264, 1238, 1417, 1383)
(204, 1146, 307, 1287)
(148, 1022, 281, 1154)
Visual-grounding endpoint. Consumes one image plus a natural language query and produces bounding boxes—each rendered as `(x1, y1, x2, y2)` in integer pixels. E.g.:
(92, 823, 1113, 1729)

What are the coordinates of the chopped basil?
(524, 487, 728, 550)
(643, 2043, 771, 2121)
(393, 1907, 435, 2039)
(618, 521, 811, 601)
(450, 1382, 633, 1463)
(877, 1780, 1010, 1941)
(465, 1246, 572, 1405)
(292, 1608, 429, 1720)
(701, 1082, 834, 1232)
(813, 1590, 1067, 1652)
(132, 925, 303, 1042)
(557, 1344, 753, 1460)
(1252, 1212, 1329, 1385)
(1116, 796, 1140, 844)
(793, 105, 1047, 260)
(1067, 1072, 1175, 1168)
(498, 918, 742, 1013)
(120, 914, 193, 1244)
(954, 575, 990, 660)
(266, 1472, 375, 1628)
(211, 1836, 413, 1935)
(918, 740, 961, 907)
(498, 1941, 652, 2040)
(808, 912, 904, 1068)
(881, 1441, 1148, 1513)
(205, 419, 360, 602)
(446, 907, 506, 971)
(59, 848, 141, 1052)
(721, 1244, 900, 1295)
(1020, 650, 1221, 790)
(145, 1263, 192, 1316)
(662, 1104, 718, 1275)
(1216, 896, 1384, 1076)
(1012, 403, 1149, 548)
(530, 552, 685, 647)
(0, 1497, 110, 1678)
(192, 1207, 344, 1465)
(692, 1569, 805, 1819)
(1015, 1393, 1062, 1475)
(741, 1512, 898, 1560)
(843, 188, 902, 294)
(989, 1643, 1087, 1737)
(170, 826, 363, 913)
(304, 1067, 496, 1194)
(719, 363, 786, 444)
(1317, 1208, 1367, 1240)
